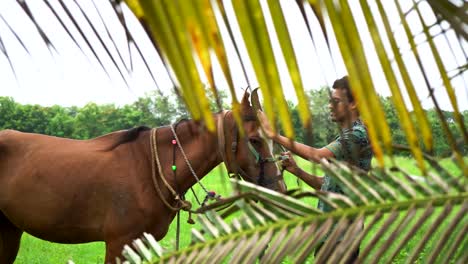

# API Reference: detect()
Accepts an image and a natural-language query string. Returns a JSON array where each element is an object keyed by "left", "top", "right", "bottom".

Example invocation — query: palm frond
[
  {"left": 121, "top": 156, "right": 467, "bottom": 263},
  {"left": 425, "top": 0, "right": 468, "bottom": 41},
  {"left": 367, "top": 0, "right": 432, "bottom": 169},
  {"left": 1, "top": 0, "right": 164, "bottom": 95},
  {"left": 267, "top": 0, "right": 311, "bottom": 129}
]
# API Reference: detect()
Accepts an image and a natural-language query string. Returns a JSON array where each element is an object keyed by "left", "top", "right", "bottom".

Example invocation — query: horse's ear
[
  {"left": 241, "top": 89, "right": 250, "bottom": 107},
  {"left": 251, "top": 88, "right": 262, "bottom": 111}
]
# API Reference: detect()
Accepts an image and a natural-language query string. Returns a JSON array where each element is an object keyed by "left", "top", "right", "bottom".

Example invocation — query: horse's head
[{"left": 218, "top": 89, "right": 287, "bottom": 193}]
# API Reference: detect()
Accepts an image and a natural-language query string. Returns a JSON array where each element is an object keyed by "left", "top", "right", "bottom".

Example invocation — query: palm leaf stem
[{"left": 152, "top": 194, "right": 466, "bottom": 263}]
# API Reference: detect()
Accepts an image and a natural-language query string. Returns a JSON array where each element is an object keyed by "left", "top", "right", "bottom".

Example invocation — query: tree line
[
  {"left": 0, "top": 88, "right": 465, "bottom": 157},
  {"left": 0, "top": 91, "right": 189, "bottom": 140}
]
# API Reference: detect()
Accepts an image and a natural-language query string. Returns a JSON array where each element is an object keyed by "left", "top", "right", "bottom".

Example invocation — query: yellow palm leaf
[
  {"left": 232, "top": 0, "right": 294, "bottom": 138},
  {"left": 267, "top": 0, "right": 311, "bottom": 128}
]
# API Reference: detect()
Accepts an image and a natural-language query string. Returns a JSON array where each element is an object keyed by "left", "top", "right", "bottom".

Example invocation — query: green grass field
[{"left": 13, "top": 156, "right": 465, "bottom": 263}]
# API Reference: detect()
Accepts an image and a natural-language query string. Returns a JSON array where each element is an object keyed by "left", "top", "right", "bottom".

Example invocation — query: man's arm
[
  {"left": 286, "top": 165, "right": 324, "bottom": 190},
  {"left": 272, "top": 134, "right": 334, "bottom": 163},
  {"left": 281, "top": 151, "right": 324, "bottom": 190},
  {"left": 257, "top": 110, "right": 334, "bottom": 163}
]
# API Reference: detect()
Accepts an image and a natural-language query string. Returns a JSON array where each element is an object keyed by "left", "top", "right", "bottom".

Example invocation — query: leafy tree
[
  {"left": 307, "top": 87, "right": 337, "bottom": 147},
  {"left": 45, "top": 105, "right": 75, "bottom": 138},
  {"left": 426, "top": 108, "right": 467, "bottom": 157},
  {"left": 380, "top": 96, "right": 407, "bottom": 147},
  {"left": 287, "top": 100, "right": 303, "bottom": 143},
  {"left": 0, "top": 97, "right": 17, "bottom": 129},
  {"left": 72, "top": 102, "right": 107, "bottom": 139},
  {"left": 11, "top": 104, "right": 54, "bottom": 134},
  {"left": 130, "top": 96, "right": 156, "bottom": 126},
  {"left": 152, "top": 95, "right": 178, "bottom": 125}
]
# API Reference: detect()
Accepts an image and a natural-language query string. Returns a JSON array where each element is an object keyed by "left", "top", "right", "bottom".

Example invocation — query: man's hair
[{"left": 332, "top": 76, "right": 354, "bottom": 103}]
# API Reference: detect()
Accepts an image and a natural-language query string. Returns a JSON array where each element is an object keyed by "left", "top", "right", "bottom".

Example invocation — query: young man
[{"left": 257, "top": 76, "right": 373, "bottom": 262}]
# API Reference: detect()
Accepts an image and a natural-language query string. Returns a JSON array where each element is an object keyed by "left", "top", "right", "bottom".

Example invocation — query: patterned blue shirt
[{"left": 318, "top": 119, "right": 372, "bottom": 212}]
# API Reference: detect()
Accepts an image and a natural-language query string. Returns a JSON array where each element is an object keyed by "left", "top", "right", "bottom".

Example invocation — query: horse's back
[
  {"left": 0, "top": 130, "right": 81, "bottom": 192},
  {"left": 0, "top": 129, "right": 127, "bottom": 153},
  {"left": 0, "top": 129, "right": 124, "bottom": 196},
  {"left": 0, "top": 129, "right": 144, "bottom": 242}
]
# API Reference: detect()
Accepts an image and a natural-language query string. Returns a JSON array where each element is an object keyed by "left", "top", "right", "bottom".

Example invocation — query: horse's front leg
[
  {"left": 104, "top": 236, "right": 135, "bottom": 264},
  {"left": 0, "top": 213, "right": 23, "bottom": 264},
  {"left": 104, "top": 221, "right": 173, "bottom": 263}
]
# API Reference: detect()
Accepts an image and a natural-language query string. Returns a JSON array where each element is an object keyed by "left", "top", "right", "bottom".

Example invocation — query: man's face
[{"left": 328, "top": 88, "right": 354, "bottom": 123}]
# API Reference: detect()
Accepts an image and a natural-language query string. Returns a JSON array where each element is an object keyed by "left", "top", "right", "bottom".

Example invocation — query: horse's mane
[
  {"left": 174, "top": 118, "right": 189, "bottom": 130},
  {"left": 103, "top": 116, "right": 219, "bottom": 151},
  {"left": 105, "top": 126, "right": 151, "bottom": 151}
]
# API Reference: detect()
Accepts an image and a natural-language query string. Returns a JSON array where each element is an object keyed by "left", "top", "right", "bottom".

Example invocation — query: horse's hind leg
[{"left": 0, "top": 212, "right": 23, "bottom": 264}]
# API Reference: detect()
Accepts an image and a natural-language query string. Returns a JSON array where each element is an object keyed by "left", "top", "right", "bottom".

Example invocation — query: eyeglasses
[{"left": 328, "top": 98, "right": 342, "bottom": 105}]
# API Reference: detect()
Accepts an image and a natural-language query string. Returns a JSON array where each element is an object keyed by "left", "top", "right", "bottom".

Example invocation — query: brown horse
[{"left": 0, "top": 91, "right": 286, "bottom": 263}]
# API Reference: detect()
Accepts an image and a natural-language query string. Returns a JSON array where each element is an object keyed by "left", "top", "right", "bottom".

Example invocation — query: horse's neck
[{"left": 160, "top": 121, "right": 222, "bottom": 193}]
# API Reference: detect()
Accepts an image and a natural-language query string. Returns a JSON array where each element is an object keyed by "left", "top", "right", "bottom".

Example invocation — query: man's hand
[
  {"left": 256, "top": 110, "right": 276, "bottom": 139},
  {"left": 280, "top": 151, "right": 299, "bottom": 173}
]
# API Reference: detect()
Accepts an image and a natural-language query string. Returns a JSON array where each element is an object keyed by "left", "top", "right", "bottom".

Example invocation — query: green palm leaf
[{"left": 121, "top": 158, "right": 467, "bottom": 263}]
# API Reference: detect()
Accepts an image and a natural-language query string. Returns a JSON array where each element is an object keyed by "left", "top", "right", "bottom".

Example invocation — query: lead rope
[
  {"left": 150, "top": 128, "right": 194, "bottom": 215},
  {"left": 171, "top": 136, "right": 181, "bottom": 251},
  {"left": 151, "top": 128, "right": 195, "bottom": 251},
  {"left": 169, "top": 124, "right": 218, "bottom": 250},
  {"left": 170, "top": 125, "right": 210, "bottom": 195},
  {"left": 169, "top": 125, "right": 222, "bottom": 207}
]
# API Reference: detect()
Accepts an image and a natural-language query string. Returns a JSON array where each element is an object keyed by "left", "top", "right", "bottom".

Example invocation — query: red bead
[{"left": 172, "top": 139, "right": 177, "bottom": 145}]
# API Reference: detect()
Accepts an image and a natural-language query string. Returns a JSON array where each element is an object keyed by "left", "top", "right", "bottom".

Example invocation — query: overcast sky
[{"left": 0, "top": 0, "right": 467, "bottom": 111}]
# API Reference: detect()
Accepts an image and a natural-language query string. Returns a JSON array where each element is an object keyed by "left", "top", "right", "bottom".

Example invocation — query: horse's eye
[{"left": 249, "top": 138, "right": 262, "bottom": 148}]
